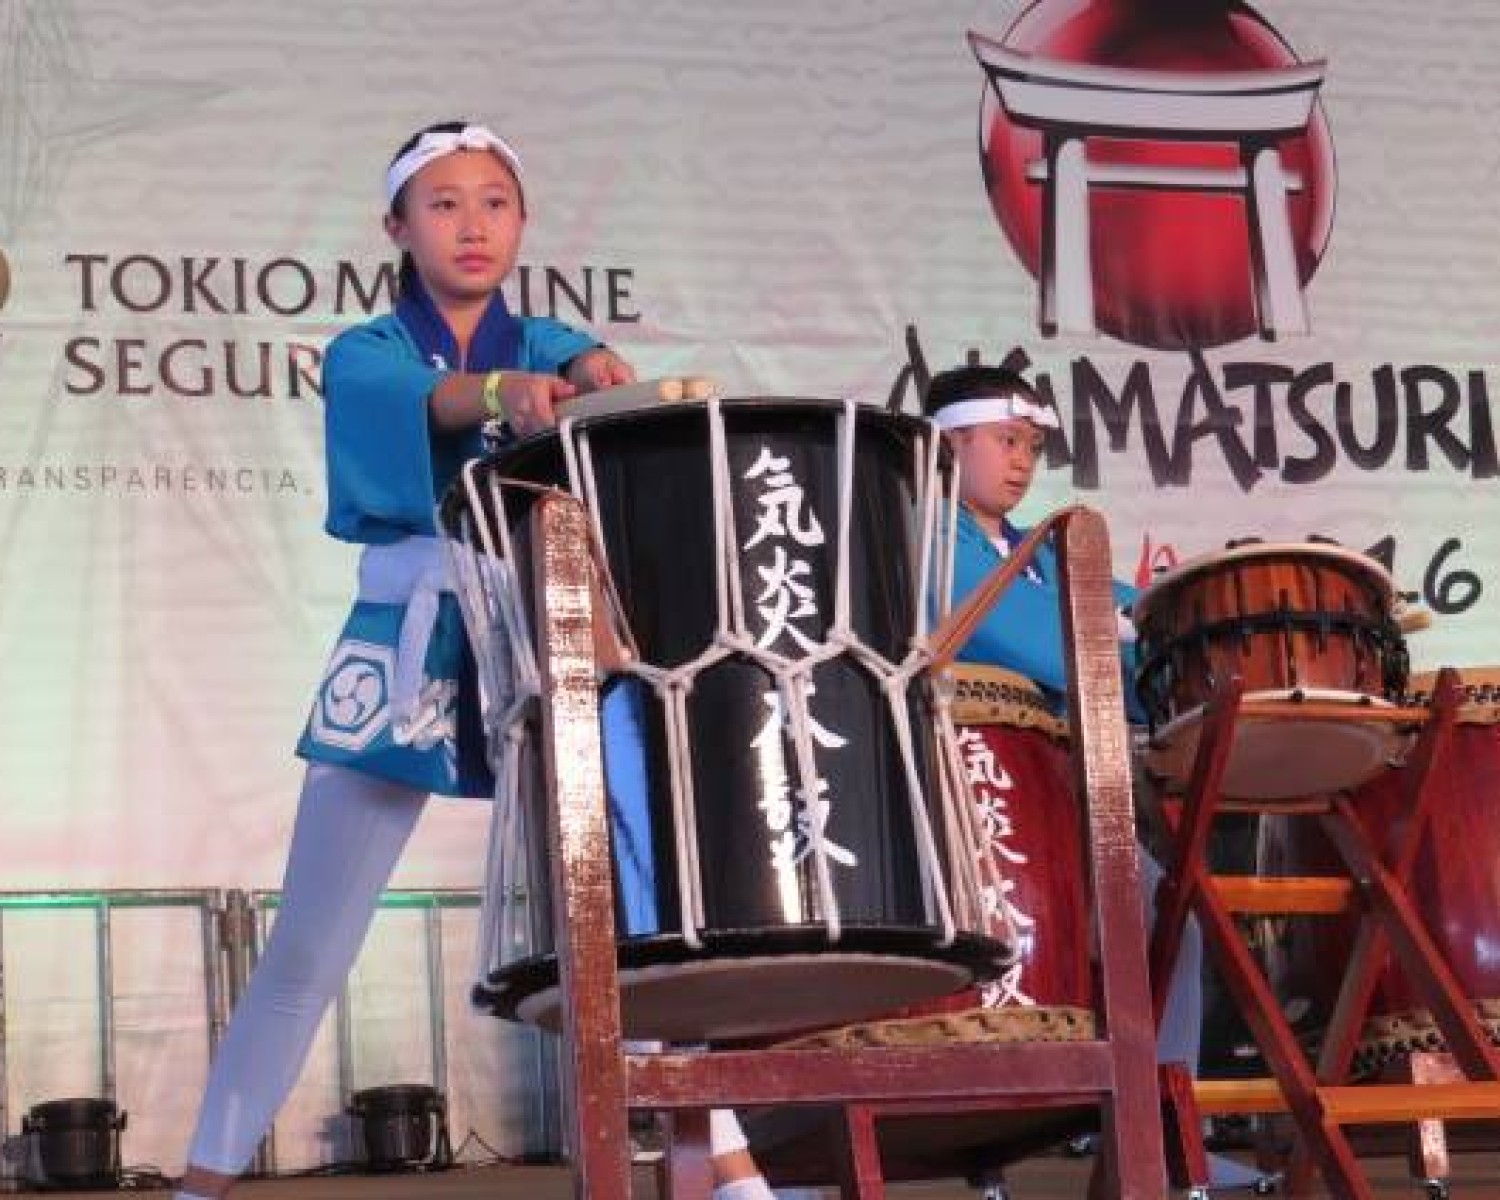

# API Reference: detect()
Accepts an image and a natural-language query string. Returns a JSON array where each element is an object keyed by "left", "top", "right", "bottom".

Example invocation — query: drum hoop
[
  {"left": 436, "top": 469, "right": 572, "bottom": 536},
  {"left": 506, "top": 395, "right": 939, "bottom": 446},
  {"left": 1133, "top": 540, "right": 1397, "bottom": 627},
  {"left": 1407, "top": 665, "right": 1500, "bottom": 690},
  {"left": 1354, "top": 1000, "right": 1500, "bottom": 1077},
  {"left": 1404, "top": 665, "right": 1500, "bottom": 723},
  {"left": 949, "top": 663, "right": 1068, "bottom": 740},
  {"left": 1147, "top": 687, "right": 1398, "bottom": 735},
  {"left": 1136, "top": 609, "right": 1406, "bottom": 701},
  {"left": 779, "top": 1004, "right": 1097, "bottom": 1049}
]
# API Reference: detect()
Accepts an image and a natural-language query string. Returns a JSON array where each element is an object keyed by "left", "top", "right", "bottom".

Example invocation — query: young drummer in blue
[
  {"left": 177, "top": 120, "right": 788, "bottom": 1200},
  {"left": 927, "top": 362, "right": 1266, "bottom": 1193},
  {"left": 930, "top": 364, "right": 1145, "bottom": 723},
  {"left": 173, "top": 121, "right": 638, "bottom": 1200}
]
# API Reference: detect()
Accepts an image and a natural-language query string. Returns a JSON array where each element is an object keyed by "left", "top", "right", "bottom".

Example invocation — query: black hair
[{"left": 923, "top": 363, "right": 1042, "bottom": 416}]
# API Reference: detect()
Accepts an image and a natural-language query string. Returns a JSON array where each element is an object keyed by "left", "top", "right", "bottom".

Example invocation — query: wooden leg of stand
[
  {"left": 1407, "top": 1052, "right": 1458, "bottom": 1189},
  {"left": 532, "top": 496, "right": 632, "bottom": 1200},
  {"left": 1188, "top": 866, "right": 1371, "bottom": 1199},
  {"left": 1056, "top": 510, "right": 1168, "bottom": 1200},
  {"left": 1160, "top": 1062, "right": 1210, "bottom": 1192},
  {"left": 1285, "top": 1141, "right": 1320, "bottom": 1198},
  {"left": 1312, "top": 672, "right": 1464, "bottom": 1091},
  {"left": 835, "top": 1105, "right": 885, "bottom": 1200},
  {"left": 1149, "top": 682, "right": 1244, "bottom": 1027},
  {"left": 663, "top": 1109, "right": 713, "bottom": 1200}
]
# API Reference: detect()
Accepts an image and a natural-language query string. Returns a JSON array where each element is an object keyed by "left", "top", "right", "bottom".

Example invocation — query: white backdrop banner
[
  {"left": 2, "top": 0, "right": 1497, "bottom": 1172},
  {"left": 0, "top": 0, "right": 1495, "bottom": 931}
]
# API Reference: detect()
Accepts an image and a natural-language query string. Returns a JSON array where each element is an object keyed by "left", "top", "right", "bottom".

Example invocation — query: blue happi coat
[
  {"left": 949, "top": 504, "right": 1146, "bottom": 723},
  {"left": 296, "top": 302, "right": 599, "bottom": 796}
]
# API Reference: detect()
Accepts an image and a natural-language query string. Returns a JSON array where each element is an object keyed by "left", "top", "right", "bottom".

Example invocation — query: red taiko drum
[
  {"left": 1259, "top": 666, "right": 1500, "bottom": 1071},
  {"left": 869, "top": 663, "right": 1092, "bottom": 1033}
]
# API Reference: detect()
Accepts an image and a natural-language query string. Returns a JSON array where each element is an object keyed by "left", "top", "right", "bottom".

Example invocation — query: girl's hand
[
  {"left": 499, "top": 371, "right": 578, "bottom": 437},
  {"left": 566, "top": 347, "right": 637, "bottom": 393}
]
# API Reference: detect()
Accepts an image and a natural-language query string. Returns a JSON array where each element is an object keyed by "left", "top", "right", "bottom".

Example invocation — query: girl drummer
[
  {"left": 173, "top": 120, "right": 777, "bottom": 1200},
  {"left": 172, "top": 117, "right": 627, "bottom": 1199}
]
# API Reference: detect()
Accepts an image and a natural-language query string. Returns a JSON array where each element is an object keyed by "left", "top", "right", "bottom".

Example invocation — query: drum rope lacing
[{"left": 442, "top": 476, "right": 546, "bottom": 985}]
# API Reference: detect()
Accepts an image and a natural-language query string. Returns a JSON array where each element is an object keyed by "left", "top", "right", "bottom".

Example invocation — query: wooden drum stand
[
  {"left": 524, "top": 494, "right": 1168, "bottom": 1198},
  {"left": 1145, "top": 678, "right": 1500, "bottom": 1200}
]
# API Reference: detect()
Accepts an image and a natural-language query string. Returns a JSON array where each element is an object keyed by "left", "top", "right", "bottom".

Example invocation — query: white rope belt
[{"left": 357, "top": 535, "right": 454, "bottom": 744}]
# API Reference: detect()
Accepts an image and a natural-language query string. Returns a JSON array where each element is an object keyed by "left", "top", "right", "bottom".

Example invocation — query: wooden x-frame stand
[
  {"left": 524, "top": 494, "right": 1168, "bottom": 1198},
  {"left": 1146, "top": 673, "right": 1500, "bottom": 1199}
]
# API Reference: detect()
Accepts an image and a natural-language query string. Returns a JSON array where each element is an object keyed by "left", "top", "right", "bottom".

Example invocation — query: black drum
[{"left": 442, "top": 395, "right": 1012, "bottom": 1042}]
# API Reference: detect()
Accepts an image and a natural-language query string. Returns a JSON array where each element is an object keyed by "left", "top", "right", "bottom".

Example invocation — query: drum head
[
  {"left": 1133, "top": 540, "right": 1397, "bottom": 630},
  {"left": 478, "top": 928, "right": 1004, "bottom": 1043},
  {"left": 1144, "top": 689, "right": 1407, "bottom": 800}
]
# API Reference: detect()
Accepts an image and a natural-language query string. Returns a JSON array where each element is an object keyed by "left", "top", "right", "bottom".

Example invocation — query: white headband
[
  {"left": 932, "top": 395, "right": 1061, "bottom": 432},
  {"left": 385, "top": 124, "right": 525, "bottom": 206}
]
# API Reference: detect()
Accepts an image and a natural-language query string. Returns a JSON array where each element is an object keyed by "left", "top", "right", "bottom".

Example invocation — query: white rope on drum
[
  {"left": 443, "top": 516, "right": 516, "bottom": 984},
  {"left": 912, "top": 425, "right": 943, "bottom": 645},
  {"left": 442, "top": 463, "right": 549, "bottom": 985}
]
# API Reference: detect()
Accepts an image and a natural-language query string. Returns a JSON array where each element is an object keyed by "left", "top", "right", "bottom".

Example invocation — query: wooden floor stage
[{"left": 28, "top": 1152, "right": 1500, "bottom": 1198}]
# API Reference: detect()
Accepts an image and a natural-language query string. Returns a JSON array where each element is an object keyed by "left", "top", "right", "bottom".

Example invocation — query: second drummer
[
  {"left": 928, "top": 361, "right": 1145, "bottom": 720},
  {"left": 926, "top": 360, "right": 1264, "bottom": 1193}
]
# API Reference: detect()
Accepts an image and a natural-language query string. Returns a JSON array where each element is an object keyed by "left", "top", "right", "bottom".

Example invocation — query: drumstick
[
  {"left": 1398, "top": 606, "right": 1433, "bottom": 633},
  {"left": 559, "top": 376, "right": 715, "bottom": 422}
]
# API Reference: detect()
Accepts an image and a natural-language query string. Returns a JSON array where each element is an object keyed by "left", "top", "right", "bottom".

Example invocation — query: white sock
[
  {"left": 173, "top": 1193, "right": 215, "bottom": 1200},
  {"left": 709, "top": 1109, "right": 777, "bottom": 1199},
  {"left": 712, "top": 1178, "right": 776, "bottom": 1200},
  {"left": 708, "top": 1107, "right": 749, "bottom": 1156}
]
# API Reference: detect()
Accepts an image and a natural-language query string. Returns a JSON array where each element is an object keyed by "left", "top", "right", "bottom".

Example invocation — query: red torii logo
[{"left": 971, "top": 1, "right": 1336, "bottom": 351}]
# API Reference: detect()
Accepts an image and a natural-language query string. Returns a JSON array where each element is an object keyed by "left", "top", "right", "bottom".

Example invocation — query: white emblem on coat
[{"left": 311, "top": 641, "right": 394, "bottom": 751}]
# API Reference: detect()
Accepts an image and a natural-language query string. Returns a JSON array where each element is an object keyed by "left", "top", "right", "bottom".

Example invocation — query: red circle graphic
[{"left": 980, "top": 0, "right": 1336, "bottom": 349}]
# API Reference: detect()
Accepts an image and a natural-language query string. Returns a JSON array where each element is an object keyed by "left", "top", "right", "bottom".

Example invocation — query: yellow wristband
[{"left": 480, "top": 370, "right": 506, "bottom": 419}]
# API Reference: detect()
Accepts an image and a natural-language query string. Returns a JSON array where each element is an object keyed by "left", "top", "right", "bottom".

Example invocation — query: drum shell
[
  {"left": 1135, "top": 546, "right": 1403, "bottom": 729},
  {"left": 457, "top": 400, "right": 1007, "bottom": 1039},
  {"left": 501, "top": 402, "right": 944, "bottom": 931},
  {"left": 895, "top": 667, "right": 1090, "bottom": 1017}
]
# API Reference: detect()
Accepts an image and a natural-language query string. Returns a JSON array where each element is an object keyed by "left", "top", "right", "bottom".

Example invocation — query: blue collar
[
  {"left": 393, "top": 275, "right": 522, "bottom": 373},
  {"left": 958, "top": 506, "right": 1045, "bottom": 583}
]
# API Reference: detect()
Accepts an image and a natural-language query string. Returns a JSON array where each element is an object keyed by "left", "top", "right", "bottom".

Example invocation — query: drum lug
[{"left": 1063, "top": 1132, "right": 1097, "bottom": 1157}]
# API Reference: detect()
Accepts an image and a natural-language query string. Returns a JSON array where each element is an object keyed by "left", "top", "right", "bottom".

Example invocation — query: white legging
[
  {"left": 182, "top": 761, "right": 749, "bottom": 1181},
  {"left": 185, "top": 762, "right": 429, "bottom": 1173}
]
